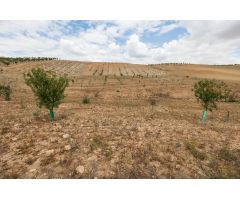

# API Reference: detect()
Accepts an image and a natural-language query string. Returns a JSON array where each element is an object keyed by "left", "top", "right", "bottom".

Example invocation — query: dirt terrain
[{"left": 0, "top": 61, "right": 240, "bottom": 178}]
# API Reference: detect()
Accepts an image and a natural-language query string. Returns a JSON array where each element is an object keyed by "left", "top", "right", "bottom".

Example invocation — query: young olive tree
[
  {"left": 24, "top": 68, "right": 69, "bottom": 121},
  {"left": 194, "top": 79, "right": 228, "bottom": 122}
]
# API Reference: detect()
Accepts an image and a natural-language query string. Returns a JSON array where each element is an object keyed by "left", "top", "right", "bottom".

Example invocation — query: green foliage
[
  {"left": 0, "top": 84, "right": 12, "bottom": 101},
  {"left": 82, "top": 96, "right": 90, "bottom": 104},
  {"left": 223, "top": 89, "right": 239, "bottom": 102},
  {"left": 194, "top": 79, "right": 229, "bottom": 111},
  {"left": 24, "top": 68, "right": 69, "bottom": 120}
]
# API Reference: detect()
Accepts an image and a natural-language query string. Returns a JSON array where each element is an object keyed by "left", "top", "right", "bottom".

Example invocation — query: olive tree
[
  {"left": 194, "top": 79, "right": 228, "bottom": 122},
  {"left": 24, "top": 68, "right": 69, "bottom": 121}
]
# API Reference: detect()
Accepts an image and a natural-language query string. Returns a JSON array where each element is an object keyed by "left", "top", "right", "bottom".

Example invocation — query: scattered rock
[
  {"left": 176, "top": 164, "right": 181, "bottom": 169},
  {"left": 12, "top": 124, "right": 22, "bottom": 133},
  {"left": 76, "top": 165, "right": 85, "bottom": 174},
  {"left": 50, "top": 137, "right": 58, "bottom": 143},
  {"left": 87, "top": 155, "right": 97, "bottom": 161},
  {"left": 39, "top": 141, "right": 48, "bottom": 147},
  {"left": 55, "top": 166, "right": 63, "bottom": 173},
  {"left": 64, "top": 145, "right": 71, "bottom": 151},
  {"left": 45, "top": 149, "right": 55, "bottom": 156},
  {"left": 29, "top": 168, "right": 37, "bottom": 173},
  {"left": 53, "top": 123, "right": 63, "bottom": 132},
  {"left": 63, "top": 134, "right": 70, "bottom": 139}
]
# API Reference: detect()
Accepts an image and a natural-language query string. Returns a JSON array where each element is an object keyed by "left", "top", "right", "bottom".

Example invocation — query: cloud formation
[{"left": 0, "top": 20, "right": 240, "bottom": 64}]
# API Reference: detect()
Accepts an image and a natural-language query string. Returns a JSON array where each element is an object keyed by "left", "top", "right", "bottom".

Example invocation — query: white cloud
[
  {"left": 156, "top": 21, "right": 240, "bottom": 64},
  {"left": 159, "top": 23, "right": 179, "bottom": 34},
  {"left": 1, "top": 20, "right": 240, "bottom": 64},
  {"left": 126, "top": 34, "right": 149, "bottom": 58}
]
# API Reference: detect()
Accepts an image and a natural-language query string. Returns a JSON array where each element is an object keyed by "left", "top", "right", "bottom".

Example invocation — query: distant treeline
[
  {"left": 149, "top": 63, "right": 240, "bottom": 66},
  {"left": 0, "top": 57, "right": 58, "bottom": 65},
  {"left": 148, "top": 63, "right": 191, "bottom": 66}
]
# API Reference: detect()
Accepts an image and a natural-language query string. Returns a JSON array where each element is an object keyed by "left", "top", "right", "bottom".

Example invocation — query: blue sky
[{"left": 0, "top": 20, "right": 240, "bottom": 64}]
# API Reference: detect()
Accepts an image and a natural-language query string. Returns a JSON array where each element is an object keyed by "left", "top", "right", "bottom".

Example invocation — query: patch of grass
[
  {"left": 90, "top": 135, "right": 105, "bottom": 151},
  {"left": 25, "top": 157, "right": 35, "bottom": 165},
  {"left": 122, "top": 101, "right": 139, "bottom": 107},
  {"left": 58, "top": 110, "right": 73, "bottom": 120},
  {"left": 69, "top": 139, "right": 78, "bottom": 150},
  {"left": 185, "top": 142, "right": 207, "bottom": 160},
  {"left": 90, "top": 135, "right": 112, "bottom": 158},
  {"left": 114, "top": 143, "right": 158, "bottom": 178},
  {"left": 206, "top": 159, "right": 227, "bottom": 178},
  {"left": 148, "top": 97, "right": 156, "bottom": 109},
  {"left": 0, "top": 84, "right": 12, "bottom": 101},
  {"left": 204, "top": 147, "right": 240, "bottom": 178},
  {"left": 82, "top": 96, "right": 90, "bottom": 104},
  {"left": 33, "top": 111, "right": 41, "bottom": 119},
  {"left": 156, "top": 92, "right": 170, "bottom": 98},
  {"left": 218, "top": 146, "right": 236, "bottom": 162},
  {"left": 40, "top": 154, "right": 55, "bottom": 166}
]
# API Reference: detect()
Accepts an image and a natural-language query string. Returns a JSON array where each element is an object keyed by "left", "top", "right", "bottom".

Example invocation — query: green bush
[
  {"left": 0, "top": 84, "right": 12, "bottom": 101},
  {"left": 24, "top": 68, "right": 69, "bottom": 121},
  {"left": 82, "top": 96, "right": 90, "bottom": 104},
  {"left": 223, "top": 89, "right": 239, "bottom": 102},
  {"left": 148, "top": 96, "right": 156, "bottom": 110},
  {"left": 194, "top": 79, "right": 229, "bottom": 121}
]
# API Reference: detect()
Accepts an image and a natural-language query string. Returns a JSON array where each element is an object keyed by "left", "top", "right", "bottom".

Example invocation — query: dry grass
[
  {"left": 185, "top": 142, "right": 207, "bottom": 161},
  {"left": 0, "top": 60, "right": 240, "bottom": 178}
]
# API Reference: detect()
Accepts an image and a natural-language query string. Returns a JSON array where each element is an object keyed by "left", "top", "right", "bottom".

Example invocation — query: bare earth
[{"left": 0, "top": 61, "right": 240, "bottom": 178}]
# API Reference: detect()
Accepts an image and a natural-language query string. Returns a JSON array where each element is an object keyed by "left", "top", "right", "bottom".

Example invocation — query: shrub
[
  {"left": 194, "top": 79, "right": 228, "bottom": 122},
  {"left": 218, "top": 147, "right": 236, "bottom": 162},
  {"left": 223, "top": 90, "right": 239, "bottom": 102},
  {"left": 82, "top": 96, "right": 90, "bottom": 104},
  {"left": 0, "top": 84, "right": 12, "bottom": 101},
  {"left": 148, "top": 97, "right": 156, "bottom": 110},
  {"left": 24, "top": 68, "right": 69, "bottom": 121},
  {"left": 185, "top": 142, "right": 206, "bottom": 160}
]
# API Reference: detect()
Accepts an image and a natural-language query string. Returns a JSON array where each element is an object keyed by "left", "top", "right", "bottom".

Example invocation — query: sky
[{"left": 0, "top": 20, "right": 240, "bottom": 64}]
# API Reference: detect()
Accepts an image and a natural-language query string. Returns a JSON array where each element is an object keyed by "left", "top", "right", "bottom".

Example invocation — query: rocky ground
[{"left": 0, "top": 61, "right": 240, "bottom": 178}]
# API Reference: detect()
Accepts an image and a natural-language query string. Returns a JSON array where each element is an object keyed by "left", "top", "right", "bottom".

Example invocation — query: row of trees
[
  {"left": 148, "top": 63, "right": 192, "bottom": 66},
  {"left": 0, "top": 57, "right": 58, "bottom": 65},
  {"left": 1, "top": 67, "right": 238, "bottom": 122}
]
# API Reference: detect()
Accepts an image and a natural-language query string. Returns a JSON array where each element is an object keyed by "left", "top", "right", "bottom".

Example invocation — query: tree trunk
[
  {"left": 202, "top": 110, "right": 207, "bottom": 122},
  {"left": 49, "top": 109, "right": 55, "bottom": 121}
]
